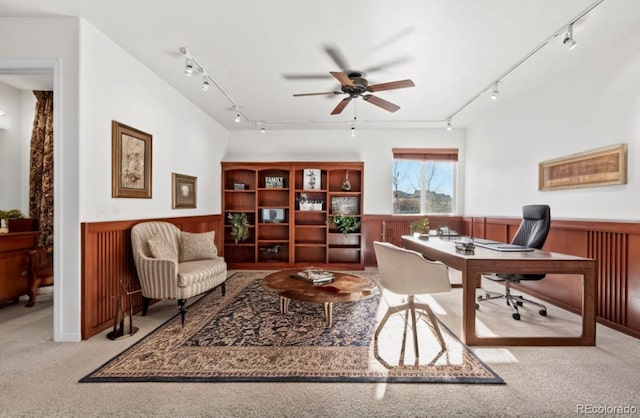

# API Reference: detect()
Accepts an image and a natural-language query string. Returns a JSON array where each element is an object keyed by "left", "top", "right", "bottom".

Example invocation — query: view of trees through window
[{"left": 392, "top": 159, "right": 455, "bottom": 214}]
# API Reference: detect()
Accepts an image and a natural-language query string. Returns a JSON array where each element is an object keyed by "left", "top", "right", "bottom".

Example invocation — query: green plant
[
  {"left": 410, "top": 218, "right": 430, "bottom": 234},
  {"left": 328, "top": 214, "right": 360, "bottom": 236},
  {"left": 0, "top": 209, "right": 25, "bottom": 219},
  {"left": 227, "top": 212, "right": 250, "bottom": 244}
]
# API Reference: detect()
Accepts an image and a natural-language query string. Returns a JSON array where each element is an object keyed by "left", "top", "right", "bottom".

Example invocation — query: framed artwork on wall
[
  {"left": 261, "top": 208, "right": 285, "bottom": 223},
  {"left": 172, "top": 173, "right": 197, "bottom": 209},
  {"left": 111, "top": 121, "right": 152, "bottom": 198}
]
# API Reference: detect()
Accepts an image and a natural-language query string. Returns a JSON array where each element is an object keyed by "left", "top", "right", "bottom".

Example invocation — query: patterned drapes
[{"left": 29, "top": 91, "right": 54, "bottom": 251}]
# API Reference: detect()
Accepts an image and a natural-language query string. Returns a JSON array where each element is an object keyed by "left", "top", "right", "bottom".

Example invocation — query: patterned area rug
[{"left": 81, "top": 272, "right": 504, "bottom": 384}]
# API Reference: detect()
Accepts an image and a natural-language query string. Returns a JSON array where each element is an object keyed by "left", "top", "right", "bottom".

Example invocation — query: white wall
[
  {"left": 79, "top": 21, "right": 228, "bottom": 222},
  {"left": 465, "top": 20, "right": 640, "bottom": 220},
  {"left": 227, "top": 128, "right": 466, "bottom": 214}
]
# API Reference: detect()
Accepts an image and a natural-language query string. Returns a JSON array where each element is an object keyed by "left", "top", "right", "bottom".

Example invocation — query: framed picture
[
  {"left": 265, "top": 176, "right": 284, "bottom": 188},
  {"left": 539, "top": 144, "right": 627, "bottom": 191},
  {"left": 303, "top": 169, "right": 321, "bottom": 190},
  {"left": 261, "top": 208, "right": 285, "bottom": 223},
  {"left": 112, "top": 121, "right": 152, "bottom": 198},
  {"left": 331, "top": 196, "right": 358, "bottom": 215},
  {"left": 172, "top": 173, "right": 197, "bottom": 209}
]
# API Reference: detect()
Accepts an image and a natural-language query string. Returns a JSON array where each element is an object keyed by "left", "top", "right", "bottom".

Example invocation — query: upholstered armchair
[{"left": 131, "top": 221, "right": 227, "bottom": 325}]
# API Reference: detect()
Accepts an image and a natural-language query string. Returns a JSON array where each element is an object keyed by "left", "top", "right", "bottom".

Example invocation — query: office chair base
[{"left": 507, "top": 294, "right": 548, "bottom": 320}]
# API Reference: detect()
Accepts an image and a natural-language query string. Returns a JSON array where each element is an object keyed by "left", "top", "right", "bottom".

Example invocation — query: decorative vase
[{"left": 341, "top": 171, "right": 351, "bottom": 191}]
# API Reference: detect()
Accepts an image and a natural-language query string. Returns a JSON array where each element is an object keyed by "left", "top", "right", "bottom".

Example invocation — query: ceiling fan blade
[
  {"left": 362, "top": 95, "right": 400, "bottom": 113},
  {"left": 284, "top": 73, "right": 333, "bottom": 80},
  {"left": 367, "top": 79, "right": 415, "bottom": 92},
  {"left": 362, "top": 56, "right": 412, "bottom": 73},
  {"left": 330, "top": 71, "right": 354, "bottom": 87},
  {"left": 324, "top": 46, "right": 350, "bottom": 72},
  {"left": 293, "top": 91, "right": 341, "bottom": 97},
  {"left": 331, "top": 97, "right": 352, "bottom": 115}
]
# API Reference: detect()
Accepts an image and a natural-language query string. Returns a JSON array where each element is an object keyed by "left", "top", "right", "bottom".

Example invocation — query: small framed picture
[
  {"left": 233, "top": 183, "right": 245, "bottom": 190},
  {"left": 265, "top": 176, "right": 284, "bottom": 188},
  {"left": 261, "top": 208, "right": 285, "bottom": 223},
  {"left": 303, "top": 169, "right": 321, "bottom": 190},
  {"left": 172, "top": 173, "right": 197, "bottom": 209},
  {"left": 331, "top": 196, "right": 358, "bottom": 215}
]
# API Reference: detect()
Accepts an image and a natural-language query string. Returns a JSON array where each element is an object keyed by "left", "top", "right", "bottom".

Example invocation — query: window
[{"left": 392, "top": 148, "right": 457, "bottom": 214}]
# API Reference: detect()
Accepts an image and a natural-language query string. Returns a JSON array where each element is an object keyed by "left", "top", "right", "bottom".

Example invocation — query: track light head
[
  {"left": 350, "top": 126, "right": 356, "bottom": 137},
  {"left": 201, "top": 77, "right": 210, "bottom": 91},
  {"left": 490, "top": 83, "right": 499, "bottom": 100},
  {"left": 563, "top": 24, "right": 577, "bottom": 50},
  {"left": 184, "top": 57, "right": 194, "bottom": 76},
  {"left": 446, "top": 119, "right": 452, "bottom": 131},
  {"left": 260, "top": 127, "right": 266, "bottom": 134},
  {"left": 235, "top": 113, "right": 241, "bottom": 123}
]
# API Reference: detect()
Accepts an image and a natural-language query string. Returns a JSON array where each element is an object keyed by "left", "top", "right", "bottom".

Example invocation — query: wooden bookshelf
[{"left": 222, "top": 161, "right": 363, "bottom": 269}]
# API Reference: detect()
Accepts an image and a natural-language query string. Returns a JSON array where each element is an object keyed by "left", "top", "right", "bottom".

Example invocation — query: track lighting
[
  {"left": 184, "top": 57, "right": 194, "bottom": 76},
  {"left": 260, "top": 127, "right": 266, "bottom": 134},
  {"left": 490, "top": 83, "right": 499, "bottom": 100},
  {"left": 563, "top": 24, "right": 577, "bottom": 50},
  {"left": 350, "top": 126, "right": 356, "bottom": 137},
  {"left": 235, "top": 113, "right": 241, "bottom": 123},
  {"left": 446, "top": 119, "right": 452, "bottom": 131},
  {"left": 201, "top": 76, "right": 210, "bottom": 91}
]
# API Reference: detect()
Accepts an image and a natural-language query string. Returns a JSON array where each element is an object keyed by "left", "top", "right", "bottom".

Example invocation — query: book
[{"left": 290, "top": 269, "right": 335, "bottom": 284}]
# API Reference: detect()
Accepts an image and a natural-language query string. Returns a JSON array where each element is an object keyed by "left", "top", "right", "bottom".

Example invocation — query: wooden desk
[{"left": 402, "top": 235, "right": 596, "bottom": 346}]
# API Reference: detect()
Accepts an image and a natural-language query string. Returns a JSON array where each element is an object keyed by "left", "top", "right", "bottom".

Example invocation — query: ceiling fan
[{"left": 293, "top": 71, "right": 415, "bottom": 115}]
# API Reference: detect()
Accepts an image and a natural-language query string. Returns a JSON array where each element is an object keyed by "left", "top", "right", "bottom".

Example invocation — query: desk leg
[
  {"left": 582, "top": 269, "right": 596, "bottom": 345},
  {"left": 461, "top": 271, "right": 480, "bottom": 345}
]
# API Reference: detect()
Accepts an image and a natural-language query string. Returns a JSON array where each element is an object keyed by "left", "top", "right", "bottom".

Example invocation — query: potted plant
[
  {"left": 0, "top": 209, "right": 32, "bottom": 233},
  {"left": 328, "top": 214, "right": 360, "bottom": 236},
  {"left": 410, "top": 218, "right": 430, "bottom": 238},
  {"left": 227, "top": 212, "right": 250, "bottom": 244}
]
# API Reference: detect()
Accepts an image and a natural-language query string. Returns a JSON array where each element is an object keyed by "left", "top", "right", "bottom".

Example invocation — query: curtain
[{"left": 29, "top": 91, "right": 54, "bottom": 252}]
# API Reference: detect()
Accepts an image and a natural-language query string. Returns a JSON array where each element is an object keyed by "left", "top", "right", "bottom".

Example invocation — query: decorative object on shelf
[
  {"left": 341, "top": 170, "right": 351, "bottom": 191},
  {"left": 259, "top": 244, "right": 282, "bottom": 260},
  {"left": 265, "top": 176, "right": 284, "bottom": 189},
  {"left": 172, "top": 173, "right": 197, "bottom": 209},
  {"left": 111, "top": 120, "right": 152, "bottom": 199},
  {"left": 262, "top": 208, "right": 285, "bottom": 223},
  {"left": 410, "top": 218, "right": 430, "bottom": 238},
  {"left": 455, "top": 240, "right": 475, "bottom": 255},
  {"left": 331, "top": 196, "right": 358, "bottom": 215},
  {"left": 297, "top": 193, "right": 323, "bottom": 211},
  {"left": 233, "top": 183, "right": 245, "bottom": 190},
  {"left": 227, "top": 213, "right": 250, "bottom": 244},
  {"left": 328, "top": 214, "right": 360, "bottom": 236},
  {"left": 303, "top": 169, "right": 321, "bottom": 190}
]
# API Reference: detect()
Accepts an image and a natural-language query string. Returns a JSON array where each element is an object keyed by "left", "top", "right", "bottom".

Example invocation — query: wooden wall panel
[{"left": 81, "top": 215, "right": 222, "bottom": 339}]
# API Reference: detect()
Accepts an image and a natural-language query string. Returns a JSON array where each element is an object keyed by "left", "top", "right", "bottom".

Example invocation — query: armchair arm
[{"left": 134, "top": 254, "right": 179, "bottom": 299}]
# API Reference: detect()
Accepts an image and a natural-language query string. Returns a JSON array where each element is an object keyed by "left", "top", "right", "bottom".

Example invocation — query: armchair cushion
[
  {"left": 147, "top": 233, "right": 178, "bottom": 265},
  {"left": 179, "top": 231, "right": 217, "bottom": 262}
]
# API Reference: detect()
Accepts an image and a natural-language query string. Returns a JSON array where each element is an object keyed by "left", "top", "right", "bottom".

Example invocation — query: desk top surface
[{"left": 402, "top": 235, "right": 593, "bottom": 262}]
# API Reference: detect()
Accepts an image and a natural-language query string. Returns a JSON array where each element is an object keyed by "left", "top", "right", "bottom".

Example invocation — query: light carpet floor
[{"left": 1, "top": 270, "right": 640, "bottom": 417}]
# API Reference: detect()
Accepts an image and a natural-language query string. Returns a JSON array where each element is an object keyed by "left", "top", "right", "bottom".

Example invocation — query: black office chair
[{"left": 476, "top": 204, "right": 551, "bottom": 320}]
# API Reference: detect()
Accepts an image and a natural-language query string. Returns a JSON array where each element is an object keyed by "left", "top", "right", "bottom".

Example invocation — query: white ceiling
[{"left": 1, "top": 0, "right": 639, "bottom": 130}]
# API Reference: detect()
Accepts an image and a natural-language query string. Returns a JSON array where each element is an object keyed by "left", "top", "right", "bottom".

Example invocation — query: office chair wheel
[
  {"left": 512, "top": 313, "right": 521, "bottom": 320},
  {"left": 539, "top": 309, "right": 547, "bottom": 316},
  {"left": 477, "top": 295, "right": 483, "bottom": 301},
  {"left": 516, "top": 301, "right": 523, "bottom": 306},
  {"left": 475, "top": 303, "right": 479, "bottom": 310}
]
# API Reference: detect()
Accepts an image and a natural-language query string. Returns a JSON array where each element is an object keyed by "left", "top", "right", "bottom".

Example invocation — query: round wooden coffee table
[{"left": 262, "top": 268, "right": 376, "bottom": 327}]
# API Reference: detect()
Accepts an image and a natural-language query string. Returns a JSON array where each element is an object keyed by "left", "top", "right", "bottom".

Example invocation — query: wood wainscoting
[
  {"left": 362, "top": 215, "right": 640, "bottom": 339},
  {"left": 80, "top": 215, "right": 223, "bottom": 340}
]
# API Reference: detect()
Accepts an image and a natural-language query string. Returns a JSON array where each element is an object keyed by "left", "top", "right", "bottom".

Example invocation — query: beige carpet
[
  {"left": 2, "top": 270, "right": 640, "bottom": 417},
  {"left": 80, "top": 272, "right": 503, "bottom": 384}
]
